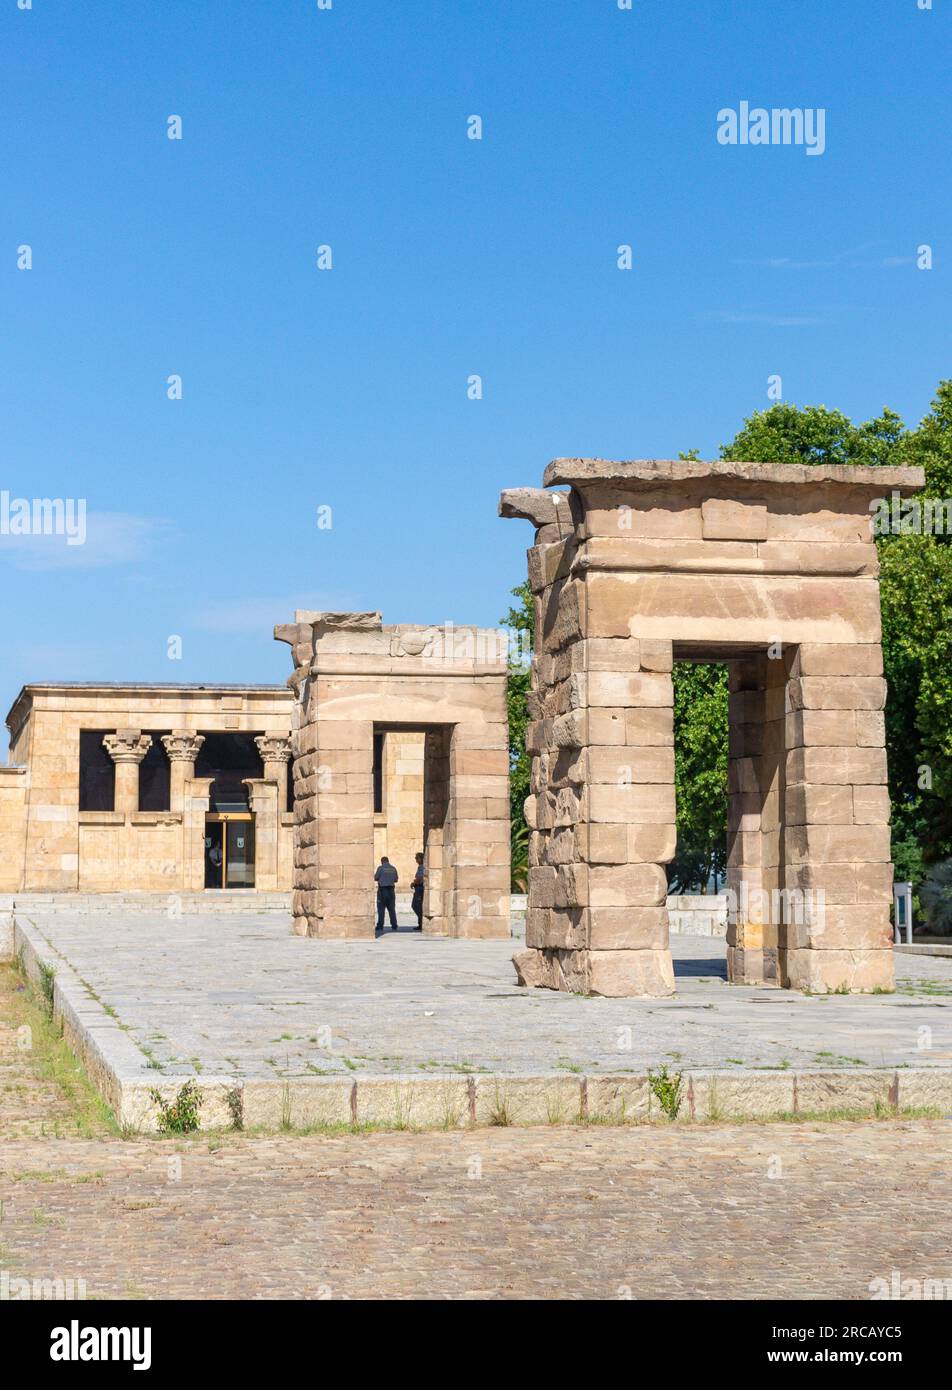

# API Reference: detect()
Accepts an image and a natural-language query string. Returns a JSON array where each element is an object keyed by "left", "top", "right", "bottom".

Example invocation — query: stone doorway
[
  {"left": 673, "top": 642, "right": 802, "bottom": 989},
  {"left": 275, "top": 611, "right": 511, "bottom": 940},
  {"left": 501, "top": 455, "right": 922, "bottom": 997}
]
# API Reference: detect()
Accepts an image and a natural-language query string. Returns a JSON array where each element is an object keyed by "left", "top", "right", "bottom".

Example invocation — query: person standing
[
  {"left": 374, "top": 856, "right": 399, "bottom": 933},
  {"left": 411, "top": 851, "right": 426, "bottom": 931}
]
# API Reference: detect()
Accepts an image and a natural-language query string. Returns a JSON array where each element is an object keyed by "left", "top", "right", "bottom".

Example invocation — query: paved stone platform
[{"left": 8, "top": 906, "right": 952, "bottom": 1132}]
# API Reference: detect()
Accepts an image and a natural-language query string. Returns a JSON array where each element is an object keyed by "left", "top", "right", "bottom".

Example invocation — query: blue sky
[{"left": 1, "top": 0, "right": 948, "bottom": 719}]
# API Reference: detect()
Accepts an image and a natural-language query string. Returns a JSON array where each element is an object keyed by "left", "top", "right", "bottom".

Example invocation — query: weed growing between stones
[
  {"left": 38, "top": 960, "right": 56, "bottom": 1018},
  {"left": 648, "top": 1066, "right": 683, "bottom": 1120},
  {"left": 226, "top": 1085, "right": 244, "bottom": 1131},
  {"left": 150, "top": 1081, "right": 203, "bottom": 1134}
]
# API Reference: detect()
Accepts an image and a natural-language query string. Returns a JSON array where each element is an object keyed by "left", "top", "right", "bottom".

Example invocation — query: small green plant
[
  {"left": 226, "top": 1085, "right": 244, "bottom": 1131},
  {"left": 37, "top": 961, "right": 56, "bottom": 1017},
  {"left": 488, "top": 1083, "right": 511, "bottom": 1126},
  {"left": 648, "top": 1065, "right": 683, "bottom": 1121},
  {"left": 150, "top": 1081, "right": 203, "bottom": 1134}
]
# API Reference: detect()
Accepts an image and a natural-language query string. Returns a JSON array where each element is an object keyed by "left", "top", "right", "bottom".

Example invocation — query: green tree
[
  {"left": 669, "top": 662, "right": 729, "bottom": 891},
  {"left": 501, "top": 582, "right": 534, "bottom": 889},
  {"left": 720, "top": 402, "right": 906, "bottom": 467},
  {"left": 719, "top": 390, "right": 952, "bottom": 894}
]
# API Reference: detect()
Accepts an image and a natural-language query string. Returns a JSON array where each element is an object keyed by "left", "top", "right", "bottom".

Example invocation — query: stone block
[
  {"left": 587, "top": 783, "right": 676, "bottom": 825},
  {"left": 787, "top": 746, "right": 887, "bottom": 785},
  {"left": 852, "top": 784, "right": 891, "bottom": 825},
  {"left": 625, "top": 706, "right": 674, "bottom": 746},
  {"left": 627, "top": 823, "right": 678, "bottom": 863},
  {"left": 780, "top": 947, "right": 895, "bottom": 994},
  {"left": 789, "top": 676, "right": 887, "bottom": 711},
  {"left": 587, "top": 948, "right": 675, "bottom": 998},
  {"left": 587, "top": 745, "right": 675, "bottom": 785},
  {"left": 796, "top": 644, "right": 884, "bottom": 677},
  {"left": 586, "top": 671, "right": 673, "bottom": 708},
  {"left": 580, "top": 637, "right": 641, "bottom": 671},
  {"left": 788, "top": 902, "right": 892, "bottom": 950},
  {"left": 587, "top": 823, "right": 628, "bottom": 864},
  {"left": 701, "top": 497, "right": 768, "bottom": 541},
  {"left": 785, "top": 823, "right": 892, "bottom": 865},
  {"left": 784, "top": 783, "right": 853, "bottom": 826},
  {"left": 587, "top": 905, "right": 668, "bottom": 949},
  {"left": 588, "top": 863, "right": 668, "bottom": 908}
]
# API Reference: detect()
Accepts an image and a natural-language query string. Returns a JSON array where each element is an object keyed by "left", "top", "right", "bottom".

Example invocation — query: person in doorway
[
  {"left": 374, "top": 856, "right": 399, "bottom": 933},
  {"left": 411, "top": 852, "right": 426, "bottom": 931}
]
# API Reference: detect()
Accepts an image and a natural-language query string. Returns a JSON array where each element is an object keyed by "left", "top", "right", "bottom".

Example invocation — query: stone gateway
[{"left": 501, "top": 457, "right": 924, "bottom": 998}]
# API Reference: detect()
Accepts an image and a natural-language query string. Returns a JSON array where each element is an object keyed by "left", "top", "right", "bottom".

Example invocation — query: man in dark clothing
[
  {"left": 374, "top": 856, "right": 399, "bottom": 932},
  {"left": 411, "top": 852, "right": 425, "bottom": 931}
]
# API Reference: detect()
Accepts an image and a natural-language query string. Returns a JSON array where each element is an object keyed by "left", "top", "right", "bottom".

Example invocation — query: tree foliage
[
  {"left": 719, "top": 387, "right": 952, "bottom": 906},
  {"left": 503, "top": 384, "right": 952, "bottom": 914},
  {"left": 669, "top": 663, "right": 728, "bottom": 892},
  {"left": 501, "top": 582, "right": 534, "bottom": 888}
]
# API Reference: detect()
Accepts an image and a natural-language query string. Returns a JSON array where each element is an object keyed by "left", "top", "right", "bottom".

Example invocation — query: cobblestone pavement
[
  {"left": 2, "top": 1122, "right": 951, "bottom": 1299},
  {"left": 19, "top": 910, "right": 952, "bottom": 1079},
  {"left": 3, "top": 959, "right": 951, "bottom": 1300}
]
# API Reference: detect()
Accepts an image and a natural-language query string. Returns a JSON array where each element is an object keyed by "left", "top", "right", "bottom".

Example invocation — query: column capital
[
  {"left": 161, "top": 730, "right": 206, "bottom": 763},
  {"left": 102, "top": 730, "right": 152, "bottom": 764},
  {"left": 255, "top": 733, "right": 292, "bottom": 764}
]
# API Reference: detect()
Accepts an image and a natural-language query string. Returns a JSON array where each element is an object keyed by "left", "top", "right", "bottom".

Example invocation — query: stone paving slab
[{"left": 11, "top": 908, "right": 952, "bottom": 1131}]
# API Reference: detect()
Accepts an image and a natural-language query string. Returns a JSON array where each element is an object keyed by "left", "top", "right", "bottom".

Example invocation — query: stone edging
[{"left": 11, "top": 916, "right": 952, "bottom": 1133}]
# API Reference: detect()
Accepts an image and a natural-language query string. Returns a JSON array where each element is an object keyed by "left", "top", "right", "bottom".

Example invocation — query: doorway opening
[
  {"left": 195, "top": 733, "right": 264, "bottom": 890},
  {"left": 204, "top": 813, "right": 256, "bottom": 889},
  {"left": 371, "top": 723, "right": 451, "bottom": 933},
  {"left": 671, "top": 642, "right": 793, "bottom": 987},
  {"left": 669, "top": 656, "right": 729, "bottom": 981}
]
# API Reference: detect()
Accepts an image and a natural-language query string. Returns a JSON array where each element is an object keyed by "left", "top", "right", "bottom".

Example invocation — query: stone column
[
  {"left": 445, "top": 723, "right": 510, "bottom": 938},
  {"left": 781, "top": 643, "right": 893, "bottom": 993},
  {"left": 102, "top": 731, "right": 152, "bottom": 815},
  {"left": 514, "top": 546, "right": 676, "bottom": 997},
  {"left": 244, "top": 779, "right": 278, "bottom": 889},
  {"left": 725, "top": 652, "right": 786, "bottom": 986},
  {"left": 160, "top": 731, "right": 206, "bottom": 813},
  {"left": 254, "top": 734, "right": 292, "bottom": 807},
  {"left": 423, "top": 727, "right": 450, "bottom": 933}
]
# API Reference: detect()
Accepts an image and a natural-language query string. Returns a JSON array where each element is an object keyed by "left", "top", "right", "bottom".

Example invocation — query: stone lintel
[{"left": 542, "top": 457, "right": 925, "bottom": 493}]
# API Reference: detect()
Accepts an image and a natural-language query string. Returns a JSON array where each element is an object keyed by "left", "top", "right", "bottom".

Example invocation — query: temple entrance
[
  {"left": 372, "top": 723, "right": 449, "bottom": 934},
  {"left": 274, "top": 611, "right": 511, "bottom": 940},
  {"left": 204, "top": 813, "right": 256, "bottom": 889},
  {"left": 672, "top": 643, "right": 794, "bottom": 988}
]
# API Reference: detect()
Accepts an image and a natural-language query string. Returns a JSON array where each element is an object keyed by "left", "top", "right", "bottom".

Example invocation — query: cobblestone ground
[
  {"left": 3, "top": 962, "right": 952, "bottom": 1299},
  {"left": 3, "top": 1122, "right": 951, "bottom": 1299}
]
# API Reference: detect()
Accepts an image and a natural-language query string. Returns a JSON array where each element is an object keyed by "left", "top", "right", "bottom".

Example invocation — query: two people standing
[{"left": 374, "top": 851, "right": 426, "bottom": 933}]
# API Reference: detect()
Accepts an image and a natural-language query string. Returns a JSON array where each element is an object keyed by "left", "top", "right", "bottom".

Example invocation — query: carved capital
[
  {"left": 161, "top": 730, "right": 206, "bottom": 764},
  {"left": 255, "top": 733, "right": 292, "bottom": 764},
  {"left": 102, "top": 730, "right": 152, "bottom": 764}
]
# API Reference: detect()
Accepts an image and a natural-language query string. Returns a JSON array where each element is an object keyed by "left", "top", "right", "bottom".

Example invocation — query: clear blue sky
[{"left": 1, "top": 0, "right": 949, "bottom": 717}]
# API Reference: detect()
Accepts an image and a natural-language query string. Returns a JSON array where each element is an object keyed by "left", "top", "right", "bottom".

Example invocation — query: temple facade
[{"left": 0, "top": 681, "right": 428, "bottom": 899}]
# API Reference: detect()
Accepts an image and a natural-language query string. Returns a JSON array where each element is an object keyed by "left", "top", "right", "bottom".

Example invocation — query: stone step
[{"left": 3, "top": 891, "right": 292, "bottom": 915}]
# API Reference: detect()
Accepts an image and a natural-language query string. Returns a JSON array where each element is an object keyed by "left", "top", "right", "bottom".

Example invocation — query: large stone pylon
[{"left": 500, "top": 457, "right": 924, "bottom": 997}]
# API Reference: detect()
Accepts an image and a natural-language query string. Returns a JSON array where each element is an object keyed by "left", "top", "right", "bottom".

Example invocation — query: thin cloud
[
  {"left": 0, "top": 511, "right": 171, "bottom": 570},
  {"left": 734, "top": 242, "right": 916, "bottom": 271},
  {"left": 192, "top": 592, "right": 361, "bottom": 635},
  {"left": 713, "top": 311, "right": 826, "bottom": 327}
]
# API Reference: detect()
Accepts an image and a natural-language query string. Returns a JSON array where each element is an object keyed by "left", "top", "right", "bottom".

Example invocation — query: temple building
[{"left": 0, "top": 681, "right": 429, "bottom": 897}]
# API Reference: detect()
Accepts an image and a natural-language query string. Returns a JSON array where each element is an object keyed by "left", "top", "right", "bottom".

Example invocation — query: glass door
[
  {"left": 204, "top": 820, "right": 224, "bottom": 889},
  {"left": 204, "top": 814, "right": 255, "bottom": 889},
  {"left": 225, "top": 817, "right": 255, "bottom": 888}
]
